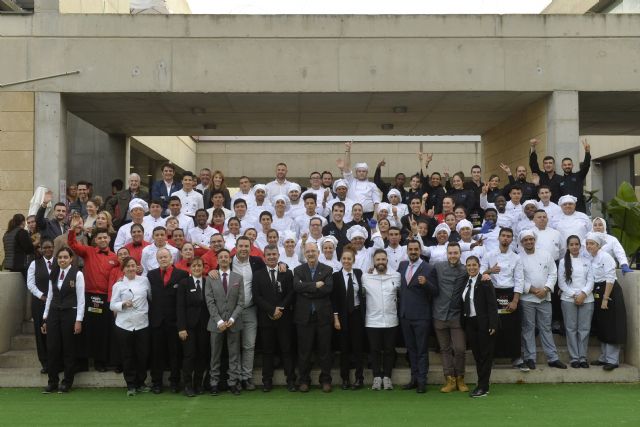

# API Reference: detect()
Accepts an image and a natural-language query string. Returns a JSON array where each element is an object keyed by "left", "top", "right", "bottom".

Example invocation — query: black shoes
[
  {"left": 170, "top": 383, "right": 180, "bottom": 393},
  {"left": 570, "top": 361, "right": 581, "bottom": 369},
  {"left": 151, "top": 385, "right": 163, "bottom": 394},
  {"left": 470, "top": 387, "right": 489, "bottom": 398},
  {"left": 262, "top": 382, "right": 273, "bottom": 393},
  {"left": 287, "top": 382, "right": 297, "bottom": 392},
  {"left": 341, "top": 380, "right": 351, "bottom": 390},
  {"left": 58, "top": 384, "right": 70, "bottom": 393},
  {"left": 184, "top": 386, "right": 196, "bottom": 397},
  {"left": 241, "top": 379, "right": 256, "bottom": 391},
  {"left": 548, "top": 360, "right": 567, "bottom": 369},
  {"left": 210, "top": 385, "right": 219, "bottom": 396},
  {"left": 579, "top": 361, "right": 590, "bottom": 369},
  {"left": 42, "top": 384, "right": 58, "bottom": 394},
  {"left": 351, "top": 379, "right": 364, "bottom": 390},
  {"left": 402, "top": 380, "right": 417, "bottom": 390},
  {"left": 525, "top": 359, "right": 537, "bottom": 370},
  {"left": 603, "top": 364, "right": 619, "bottom": 371},
  {"left": 230, "top": 384, "right": 241, "bottom": 395},
  {"left": 591, "top": 360, "right": 606, "bottom": 366},
  {"left": 416, "top": 384, "right": 427, "bottom": 394}
]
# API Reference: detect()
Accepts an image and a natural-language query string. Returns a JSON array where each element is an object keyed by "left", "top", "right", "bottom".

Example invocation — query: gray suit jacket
[{"left": 205, "top": 271, "right": 245, "bottom": 333}]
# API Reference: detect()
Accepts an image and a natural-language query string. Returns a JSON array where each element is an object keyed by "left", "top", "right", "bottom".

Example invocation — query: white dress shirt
[
  {"left": 327, "top": 196, "right": 355, "bottom": 223},
  {"left": 26, "top": 257, "right": 54, "bottom": 299},
  {"left": 481, "top": 248, "right": 524, "bottom": 292},
  {"left": 266, "top": 179, "right": 294, "bottom": 202},
  {"left": 519, "top": 249, "right": 557, "bottom": 303},
  {"left": 589, "top": 250, "right": 617, "bottom": 283},
  {"left": 385, "top": 244, "right": 408, "bottom": 272},
  {"left": 142, "top": 214, "right": 167, "bottom": 232},
  {"left": 168, "top": 213, "right": 195, "bottom": 241},
  {"left": 110, "top": 275, "right": 151, "bottom": 331},
  {"left": 173, "top": 189, "right": 204, "bottom": 217},
  {"left": 189, "top": 225, "right": 219, "bottom": 247},
  {"left": 206, "top": 206, "right": 234, "bottom": 223},
  {"left": 341, "top": 268, "right": 361, "bottom": 309},
  {"left": 114, "top": 221, "right": 152, "bottom": 252},
  {"left": 558, "top": 255, "right": 594, "bottom": 303},
  {"left": 537, "top": 200, "right": 562, "bottom": 224},
  {"left": 279, "top": 252, "right": 301, "bottom": 270},
  {"left": 462, "top": 275, "right": 478, "bottom": 317},
  {"left": 601, "top": 234, "right": 628, "bottom": 267},
  {"left": 43, "top": 266, "right": 85, "bottom": 321},
  {"left": 552, "top": 212, "right": 591, "bottom": 242},
  {"left": 295, "top": 212, "right": 328, "bottom": 234},
  {"left": 140, "top": 243, "right": 179, "bottom": 275},
  {"left": 342, "top": 171, "right": 381, "bottom": 213},
  {"left": 534, "top": 226, "right": 564, "bottom": 261},
  {"left": 232, "top": 256, "right": 253, "bottom": 307},
  {"left": 362, "top": 270, "right": 401, "bottom": 328}
]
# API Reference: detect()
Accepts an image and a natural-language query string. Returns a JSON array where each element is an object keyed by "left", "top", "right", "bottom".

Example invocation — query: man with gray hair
[
  {"left": 107, "top": 173, "right": 149, "bottom": 229},
  {"left": 518, "top": 230, "right": 567, "bottom": 370}
]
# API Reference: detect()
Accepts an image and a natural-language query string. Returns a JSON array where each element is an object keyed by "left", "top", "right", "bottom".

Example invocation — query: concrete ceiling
[
  {"left": 580, "top": 92, "right": 640, "bottom": 135},
  {"left": 63, "top": 91, "right": 549, "bottom": 136}
]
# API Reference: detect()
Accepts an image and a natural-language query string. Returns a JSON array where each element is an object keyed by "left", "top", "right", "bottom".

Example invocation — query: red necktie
[
  {"left": 222, "top": 273, "right": 228, "bottom": 294},
  {"left": 59, "top": 270, "right": 65, "bottom": 281}
]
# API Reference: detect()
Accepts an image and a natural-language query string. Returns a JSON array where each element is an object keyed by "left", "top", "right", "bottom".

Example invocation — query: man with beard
[
  {"left": 529, "top": 138, "right": 562, "bottom": 203},
  {"left": 559, "top": 138, "right": 591, "bottom": 213},
  {"left": 500, "top": 164, "right": 537, "bottom": 202}
]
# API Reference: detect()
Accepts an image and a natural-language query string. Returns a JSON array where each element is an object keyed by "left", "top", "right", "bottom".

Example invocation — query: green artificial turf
[{"left": 1, "top": 384, "right": 639, "bottom": 426}]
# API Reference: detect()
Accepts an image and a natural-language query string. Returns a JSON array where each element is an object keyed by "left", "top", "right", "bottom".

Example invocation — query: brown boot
[
  {"left": 440, "top": 376, "right": 457, "bottom": 393},
  {"left": 456, "top": 376, "right": 469, "bottom": 392}
]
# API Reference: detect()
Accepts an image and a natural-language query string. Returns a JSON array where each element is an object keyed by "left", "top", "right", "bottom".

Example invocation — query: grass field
[{"left": 1, "top": 384, "right": 639, "bottom": 426}]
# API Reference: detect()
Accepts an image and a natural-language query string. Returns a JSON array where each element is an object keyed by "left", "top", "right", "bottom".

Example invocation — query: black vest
[
  {"left": 35, "top": 258, "right": 54, "bottom": 295},
  {"left": 51, "top": 266, "right": 80, "bottom": 311}
]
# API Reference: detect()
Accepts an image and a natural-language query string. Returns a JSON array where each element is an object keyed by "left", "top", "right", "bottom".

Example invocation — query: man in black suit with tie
[
  {"left": 253, "top": 245, "right": 296, "bottom": 392},
  {"left": 331, "top": 246, "right": 365, "bottom": 390},
  {"left": 293, "top": 242, "right": 334, "bottom": 393},
  {"left": 462, "top": 256, "right": 498, "bottom": 398},
  {"left": 398, "top": 240, "right": 438, "bottom": 393},
  {"left": 35, "top": 191, "right": 68, "bottom": 242},
  {"left": 177, "top": 257, "right": 210, "bottom": 397},
  {"left": 148, "top": 248, "right": 189, "bottom": 394}
]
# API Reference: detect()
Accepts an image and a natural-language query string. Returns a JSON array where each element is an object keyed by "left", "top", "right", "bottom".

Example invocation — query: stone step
[
  {"left": 11, "top": 334, "right": 36, "bottom": 351},
  {"left": 0, "top": 364, "right": 637, "bottom": 388},
  {"left": 22, "top": 321, "right": 35, "bottom": 335}
]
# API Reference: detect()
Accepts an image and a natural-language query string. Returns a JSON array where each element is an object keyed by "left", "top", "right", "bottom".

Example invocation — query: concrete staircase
[{"left": 1, "top": 321, "right": 637, "bottom": 388}]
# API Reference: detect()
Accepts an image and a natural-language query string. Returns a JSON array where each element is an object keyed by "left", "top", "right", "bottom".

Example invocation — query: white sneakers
[
  {"left": 382, "top": 377, "right": 393, "bottom": 390},
  {"left": 371, "top": 377, "right": 382, "bottom": 390}
]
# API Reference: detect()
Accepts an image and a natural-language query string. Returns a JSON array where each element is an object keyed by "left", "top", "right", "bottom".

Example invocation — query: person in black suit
[
  {"left": 293, "top": 243, "right": 334, "bottom": 393},
  {"left": 177, "top": 257, "right": 210, "bottom": 397},
  {"left": 331, "top": 245, "right": 365, "bottom": 390},
  {"left": 36, "top": 191, "right": 68, "bottom": 242},
  {"left": 461, "top": 256, "right": 498, "bottom": 398},
  {"left": 150, "top": 163, "right": 183, "bottom": 215},
  {"left": 398, "top": 240, "right": 438, "bottom": 394},
  {"left": 147, "top": 248, "right": 189, "bottom": 394},
  {"left": 253, "top": 245, "right": 296, "bottom": 392}
]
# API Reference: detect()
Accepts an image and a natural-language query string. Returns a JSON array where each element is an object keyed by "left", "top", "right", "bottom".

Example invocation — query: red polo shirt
[
  {"left": 124, "top": 240, "right": 150, "bottom": 264},
  {"left": 68, "top": 230, "right": 118, "bottom": 294}
]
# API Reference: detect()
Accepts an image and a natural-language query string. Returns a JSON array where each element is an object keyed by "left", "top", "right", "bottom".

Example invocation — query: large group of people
[{"left": 2, "top": 138, "right": 633, "bottom": 399}]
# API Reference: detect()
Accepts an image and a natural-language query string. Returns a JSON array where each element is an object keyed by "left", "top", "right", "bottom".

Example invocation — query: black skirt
[{"left": 593, "top": 281, "right": 627, "bottom": 345}]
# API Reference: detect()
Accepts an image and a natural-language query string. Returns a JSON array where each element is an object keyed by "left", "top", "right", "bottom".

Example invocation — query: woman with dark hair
[
  {"left": 2, "top": 213, "right": 35, "bottom": 279},
  {"left": 42, "top": 246, "right": 85, "bottom": 393},
  {"left": 446, "top": 172, "right": 476, "bottom": 215},
  {"left": 110, "top": 256, "right": 151, "bottom": 396},
  {"left": 204, "top": 170, "right": 231, "bottom": 210},
  {"left": 558, "top": 235, "right": 594, "bottom": 368},
  {"left": 461, "top": 255, "right": 498, "bottom": 398},
  {"left": 486, "top": 175, "right": 502, "bottom": 203}
]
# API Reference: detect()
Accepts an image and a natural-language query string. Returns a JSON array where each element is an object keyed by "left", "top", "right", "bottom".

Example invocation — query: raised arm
[
  {"left": 529, "top": 138, "right": 542, "bottom": 175},
  {"left": 578, "top": 138, "right": 591, "bottom": 179}
]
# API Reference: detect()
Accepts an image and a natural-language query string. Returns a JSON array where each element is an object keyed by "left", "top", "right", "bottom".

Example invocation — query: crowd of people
[{"left": 1, "top": 138, "right": 633, "bottom": 399}]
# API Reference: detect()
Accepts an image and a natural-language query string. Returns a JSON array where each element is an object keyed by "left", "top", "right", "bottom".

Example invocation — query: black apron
[
  {"left": 493, "top": 287, "right": 521, "bottom": 359},
  {"left": 593, "top": 281, "right": 627, "bottom": 345}
]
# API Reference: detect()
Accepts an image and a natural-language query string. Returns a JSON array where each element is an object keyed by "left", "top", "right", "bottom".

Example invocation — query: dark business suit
[
  {"left": 293, "top": 262, "right": 334, "bottom": 386},
  {"left": 461, "top": 277, "right": 499, "bottom": 391},
  {"left": 148, "top": 266, "right": 189, "bottom": 388},
  {"left": 176, "top": 276, "right": 210, "bottom": 391},
  {"left": 398, "top": 260, "right": 438, "bottom": 387},
  {"left": 35, "top": 206, "right": 68, "bottom": 242},
  {"left": 253, "top": 266, "right": 296, "bottom": 386},
  {"left": 331, "top": 268, "right": 365, "bottom": 383},
  {"left": 150, "top": 180, "right": 182, "bottom": 213}
]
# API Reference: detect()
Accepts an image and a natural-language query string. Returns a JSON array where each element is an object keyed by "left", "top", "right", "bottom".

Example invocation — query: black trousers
[
  {"left": 297, "top": 314, "right": 332, "bottom": 385},
  {"left": 181, "top": 320, "right": 210, "bottom": 389},
  {"left": 46, "top": 308, "right": 77, "bottom": 387},
  {"left": 337, "top": 308, "right": 365, "bottom": 382},
  {"left": 367, "top": 326, "right": 396, "bottom": 378},
  {"left": 400, "top": 318, "right": 430, "bottom": 385},
  {"left": 465, "top": 317, "right": 495, "bottom": 391},
  {"left": 261, "top": 319, "right": 295, "bottom": 384},
  {"left": 151, "top": 321, "right": 181, "bottom": 387},
  {"left": 84, "top": 293, "right": 110, "bottom": 366},
  {"left": 31, "top": 297, "right": 48, "bottom": 370},
  {"left": 116, "top": 326, "right": 149, "bottom": 389}
]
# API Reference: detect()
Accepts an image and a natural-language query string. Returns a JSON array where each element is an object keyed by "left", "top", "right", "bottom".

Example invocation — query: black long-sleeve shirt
[{"left": 560, "top": 151, "right": 591, "bottom": 213}]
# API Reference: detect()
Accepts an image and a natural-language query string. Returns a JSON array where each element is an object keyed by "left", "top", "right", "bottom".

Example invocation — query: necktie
[
  {"left": 195, "top": 279, "right": 201, "bottom": 290},
  {"left": 59, "top": 270, "right": 65, "bottom": 281},
  {"left": 270, "top": 269, "right": 279, "bottom": 291},
  {"left": 47, "top": 260, "right": 52, "bottom": 270},
  {"left": 222, "top": 273, "right": 228, "bottom": 294},
  {"left": 347, "top": 272, "right": 355, "bottom": 313},
  {"left": 464, "top": 279, "right": 472, "bottom": 316},
  {"left": 406, "top": 263, "right": 414, "bottom": 283}
]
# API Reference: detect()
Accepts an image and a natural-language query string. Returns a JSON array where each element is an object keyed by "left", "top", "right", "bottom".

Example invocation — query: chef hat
[
  {"left": 129, "top": 198, "right": 149, "bottom": 213},
  {"left": 333, "top": 179, "right": 348, "bottom": 193},
  {"left": 347, "top": 225, "right": 368, "bottom": 241},
  {"left": 558, "top": 195, "right": 578, "bottom": 205},
  {"left": 432, "top": 222, "right": 451, "bottom": 238},
  {"left": 287, "top": 183, "right": 302, "bottom": 194},
  {"left": 592, "top": 217, "right": 608, "bottom": 233},
  {"left": 354, "top": 162, "right": 369, "bottom": 171},
  {"left": 585, "top": 232, "right": 605, "bottom": 247},
  {"left": 387, "top": 188, "right": 402, "bottom": 199},
  {"left": 319, "top": 235, "right": 338, "bottom": 248},
  {"left": 282, "top": 230, "right": 298, "bottom": 242},
  {"left": 272, "top": 194, "right": 290, "bottom": 210},
  {"left": 519, "top": 229, "right": 537, "bottom": 242},
  {"left": 522, "top": 199, "right": 538, "bottom": 209},
  {"left": 456, "top": 219, "right": 473, "bottom": 233},
  {"left": 376, "top": 202, "right": 392, "bottom": 213},
  {"left": 253, "top": 184, "right": 267, "bottom": 193}
]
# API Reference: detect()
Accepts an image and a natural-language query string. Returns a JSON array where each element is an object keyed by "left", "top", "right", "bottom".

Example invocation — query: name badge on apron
[{"left": 88, "top": 294, "right": 105, "bottom": 314}]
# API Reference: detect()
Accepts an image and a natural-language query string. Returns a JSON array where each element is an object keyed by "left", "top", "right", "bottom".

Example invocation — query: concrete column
[
  {"left": 34, "top": 0, "right": 60, "bottom": 13},
  {"left": 34, "top": 92, "right": 67, "bottom": 202},
  {"left": 546, "top": 90, "right": 580, "bottom": 166}
]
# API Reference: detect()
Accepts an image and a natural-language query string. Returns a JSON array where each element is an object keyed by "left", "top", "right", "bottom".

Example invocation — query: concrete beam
[
  {"left": 1, "top": 14, "right": 640, "bottom": 93},
  {"left": 34, "top": 92, "right": 66, "bottom": 201}
]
